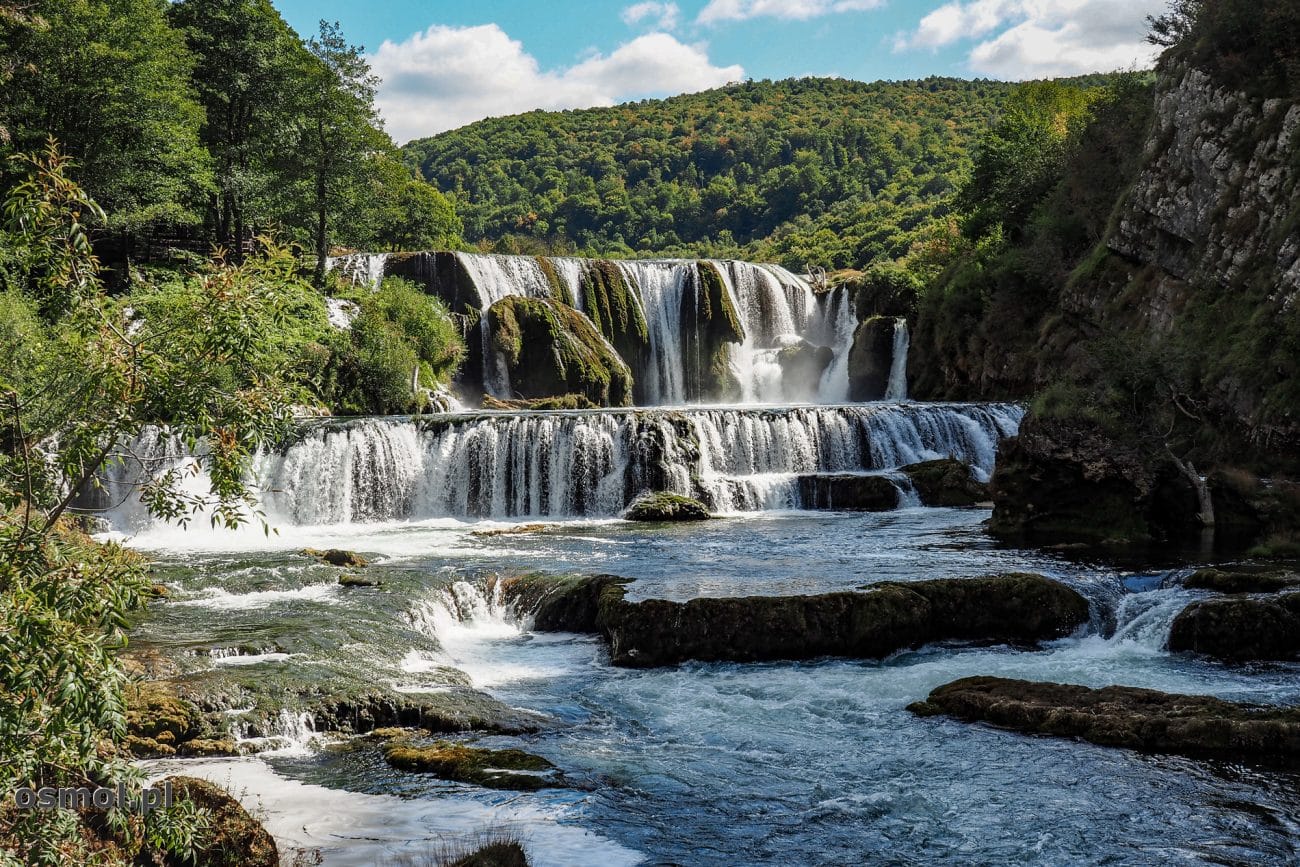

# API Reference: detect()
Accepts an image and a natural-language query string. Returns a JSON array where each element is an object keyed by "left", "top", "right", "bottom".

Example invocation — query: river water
[{"left": 132, "top": 505, "right": 1300, "bottom": 866}]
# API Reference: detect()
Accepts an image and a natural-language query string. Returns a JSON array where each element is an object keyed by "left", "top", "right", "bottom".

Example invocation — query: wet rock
[
  {"left": 507, "top": 572, "right": 1088, "bottom": 668},
  {"left": 445, "top": 841, "right": 530, "bottom": 867},
  {"left": 988, "top": 415, "right": 1201, "bottom": 545},
  {"left": 1167, "top": 593, "right": 1300, "bottom": 661},
  {"left": 847, "top": 316, "right": 896, "bottom": 401},
  {"left": 338, "top": 573, "right": 382, "bottom": 588},
  {"left": 488, "top": 295, "right": 633, "bottom": 407},
  {"left": 383, "top": 740, "right": 559, "bottom": 791},
  {"left": 471, "top": 523, "right": 550, "bottom": 537},
  {"left": 624, "top": 491, "right": 711, "bottom": 521},
  {"left": 1182, "top": 567, "right": 1300, "bottom": 594},
  {"left": 124, "top": 681, "right": 205, "bottom": 758},
  {"left": 304, "top": 548, "right": 368, "bottom": 568},
  {"left": 908, "top": 676, "right": 1300, "bottom": 764},
  {"left": 796, "top": 474, "right": 898, "bottom": 511},
  {"left": 165, "top": 776, "right": 279, "bottom": 867},
  {"left": 500, "top": 573, "right": 628, "bottom": 633},
  {"left": 901, "top": 458, "right": 988, "bottom": 507}
]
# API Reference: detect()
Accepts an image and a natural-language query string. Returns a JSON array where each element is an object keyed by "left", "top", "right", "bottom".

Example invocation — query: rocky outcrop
[
  {"left": 908, "top": 676, "right": 1300, "bottom": 764},
  {"left": 777, "top": 340, "right": 835, "bottom": 397},
  {"left": 988, "top": 416, "right": 1202, "bottom": 545},
  {"left": 846, "top": 316, "right": 895, "bottom": 401},
  {"left": 1168, "top": 593, "right": 1300, "bottom": 661},
  {"left": 1182, "top": 566, "right": 1300, "bottom": 594},
  {"left": 303, "top": 548, "right": 368, "bottom": 567},
  {"left": 383, "top": 740, "right": 559, "bottom": 791},
  {"left": 681, "top": 261, "right": 745, "bottom": 402},
  {"left": 901, "top": 458, "right": 988, "bottom": 507},
  {"left": 796, "top": 474, "right": 898, "bottom": 510},
  {"left": 624, "top": 491, "right": 711, "bottom": 521},
  {"left": 124, "top": 681, "right": 237, "bottom": 759},
  {"left": 488, "top": 296, "right": 633, "bottom": 407},
  {"left": 504, "top": 572, "right": 1088, "bottom": 668},
  {"left": 481, "top": 394, "right": 597, "bottom": 410}
]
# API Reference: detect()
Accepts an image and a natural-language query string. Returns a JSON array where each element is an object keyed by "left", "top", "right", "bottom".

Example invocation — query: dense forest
[
  {"left": 405, "top": 75, "right": 1116, "bottom": 270},
  {"left": 0, "top": 0, "right": 462, "bottom": 280}
]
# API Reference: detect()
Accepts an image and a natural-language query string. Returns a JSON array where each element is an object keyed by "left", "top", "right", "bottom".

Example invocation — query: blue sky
[{"left": 275, "top": 0, "right": 1167, "bottom": 143}]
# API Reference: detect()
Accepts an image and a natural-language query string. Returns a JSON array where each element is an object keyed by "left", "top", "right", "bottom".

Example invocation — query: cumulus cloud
[
  {"left": 697, "top": 0, "right": 883, "bottom": 26},
  {"left": 895, "top": 0, "right": 1164, "bottom": 78},
  {"left": 370, "top": 24, "right": 743, "bottom": 143},
  {"left": 622, "top": 1, "right": 681, "bottom": 31}
]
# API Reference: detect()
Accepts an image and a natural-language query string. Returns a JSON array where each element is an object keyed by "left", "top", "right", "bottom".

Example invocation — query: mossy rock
[
  {"left": 1168, "top": 592, "right": 1300, "bottom": 661},
  {"left": 445, "top": 841, "right": 530, "bottom": 867},
  {"left": 164, "top": 777, "right": 279, "bottom": 867},
  {"left": 179, "top": 737, "right": 239, "bottom": 757},
  {"left": 339, "top": 573, "right": 382, "bottom": 588},
  {"left": 847, "top": 316, "right": 896, "bottom": 401},
  {"left": 383, "top": 740, "right": 559, "bottom": 790},
  {"left": 908, "top": 676, "right": 1300, "bottom": 765},
  {"left": 624, "top": 491, "right": 711, "bottom": 521},
  {"left": 578, "top": 259, "right": 649, "bottom": 375},
  {"left": 901, "top": 458, "right": 988, "bottom": 507},
  {"left": 304, "top": 548, "right": 368, "bottom": 567},
  {"left": 488, "top": 295, "right": 633, "bottom": 407},
  {"left": 679, "top": 261, "right": 745, "bottom": 402},
  {"left": 1183, "top": 567, "right": 1300, "bottom": 594},
  {"left": 125, "top": 681, "right": 204, "bottom": 748}
]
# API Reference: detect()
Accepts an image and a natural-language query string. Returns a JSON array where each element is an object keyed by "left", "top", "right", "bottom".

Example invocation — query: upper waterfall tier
[
  {"left": 95, "top": 403, "right": 1022, "bottom": 529},
  {"left": 328, "top": 252, "right": 873, "bottom": 408}
]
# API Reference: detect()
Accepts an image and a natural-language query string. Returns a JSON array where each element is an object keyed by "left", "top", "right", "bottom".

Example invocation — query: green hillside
[{"left": 404, "top": 75, "right": 1114, "bottom": 271}]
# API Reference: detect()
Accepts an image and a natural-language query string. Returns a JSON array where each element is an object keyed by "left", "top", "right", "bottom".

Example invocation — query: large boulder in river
[
  {"left": 384, "top": 740, "right": 560, "bottom": 791},
  {"left": 504, "top": 572, "right": 1088, "bottom": 668},
  {"left": 164, "top": 776, "right": 279, "bottom": 866},
  {"left": 846, "top": 315, "right": 896, "bottom": 401},
  {"left": 624, "top": 491, "right": 711, "bottom": 522},
  {"left": 797, "top": 474, "right": 898, "bottom": 510},
  {"left": 901, "top": 458, "right": 988, "bottom": 507},
  {"left": 777, "top": 340, "right": 834, "bottom": 398},
  {"left": 1182, "top": 567, "right": 1300, "bottom": 594},
  {"left": 1167, "top": 593, "right": 1300, "bottom": 661},
  {"left": 487, "top": 296, "right": 633, "bottom": 407},
  {"left": 988, "top": 414, "right": 1202, "bottom": 545},
  {"left": 909, "top": 676, "right": 1300, "bottom": 764}
]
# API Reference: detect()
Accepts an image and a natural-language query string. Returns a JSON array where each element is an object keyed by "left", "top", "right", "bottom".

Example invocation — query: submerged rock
[
  {"left": 901, "top": 458, "right": 988, "bottom": 507},
  {"left": 624, "top": 491, "right": 711, "bottom": 522},
  {"left": 505, "top": 572, "right": 1088, "bottom": 668},
  {"left": 304, "top": 548, "right": 368, "bottom": 568},
  {"left": 796, "top": 474, "right": 898, "bottom": 511},
  {"left": 1182, "top": 567, "right": 1300, "bottom": 594},
  {"left": 383, "top": 740, "right": 559, "bottom": 791},
  {"left": 338, "top": 573, "right": 382, "bottom": 588},
  {"left": 908, "top": 676, "right": 1300, "bottom": 764},
  {"left": 1167, "top": 593, "right": 1300, "bottom": 661},
  {"left": 165, "top": 776, "right": 279, "bottom": 866}
]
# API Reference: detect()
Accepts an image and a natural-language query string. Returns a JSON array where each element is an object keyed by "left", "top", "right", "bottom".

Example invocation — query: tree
[
  {"left": 0, "top": 142, "right": 301, "bottom": 862},
  {"left": 167, "top": 0, "right": 311, "bottom": 256},
  {"left": 356, "top": 153, "right": 463, "bottom": 251},
  {"left": 0, "top": 0, "right": 211, "bottom": 234},
  {"left": 293, "top": 20, "right": 388, "bottom": 284}
]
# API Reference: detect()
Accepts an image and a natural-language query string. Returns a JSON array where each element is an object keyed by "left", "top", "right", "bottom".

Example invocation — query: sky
[{"left": 274, "top": 0, "right": 1169, "bottom": 144}]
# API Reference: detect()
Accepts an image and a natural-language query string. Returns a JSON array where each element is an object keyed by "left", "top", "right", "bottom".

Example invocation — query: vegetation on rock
[
  {"left": 383, "top": 740, "right": 558, "bottom": 791},
  {"left": 624, "top": 492, "right": 711, "bottom": 522}
]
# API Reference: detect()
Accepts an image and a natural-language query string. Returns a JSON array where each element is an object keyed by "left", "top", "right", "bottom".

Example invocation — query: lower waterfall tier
[{"left": 98, "top": 402, "right": 1023, "bottom": 528}]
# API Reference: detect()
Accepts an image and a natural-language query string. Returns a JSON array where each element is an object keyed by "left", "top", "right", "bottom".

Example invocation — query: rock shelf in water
[
  {"left": 908, "top": 676, "right": 1300, "bottom": 764},
  {"left": 383, "top": 739, "right": 560, "bottom": 791},
  {"left": 1168, "top": 593, "right": 1300, "bottom": 661},
  {"left": 502, "top": 572, "right": 1088, "bottom": 667}
]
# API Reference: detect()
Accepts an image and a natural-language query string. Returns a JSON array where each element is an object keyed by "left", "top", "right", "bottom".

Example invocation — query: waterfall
[
  {"left": 884, "top": 318, "right": 909, "bottom": 402},
  {"left": 96, "top": 404, "right": 1023, "bottom": 529},
  {"left": 377, "top": 252, "right": 857, "bottom": 405},
  {"left": 324, "top": 253, "right": 389, "bottom": 288}
]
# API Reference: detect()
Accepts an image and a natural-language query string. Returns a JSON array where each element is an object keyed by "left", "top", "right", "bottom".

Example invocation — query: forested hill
[{"left": 404, "top": 75, "right": 1114, "bottom": 270}]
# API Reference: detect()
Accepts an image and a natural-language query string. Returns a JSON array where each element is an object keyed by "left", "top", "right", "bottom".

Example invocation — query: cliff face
[
  {"left": 913, "top": 62, "right": 1300, "bottom": 467},
  {"left": 1105, "top": 67, "right": 1300, "bottom": 324}
]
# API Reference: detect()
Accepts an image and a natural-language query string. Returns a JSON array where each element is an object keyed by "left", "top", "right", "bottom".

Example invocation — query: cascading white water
[
  {"left": 452, "top": 253, "right": 559, "bottom": 398},
  {"left": 96, "top": 404, "right": 1023, "bottom": 528},
  {"left": 884, "top": 318, "right": 910, "bottom": 402},
  {"left": 614, "top": 261, "right": 688, "bottom": 405},
  {"left": 325, "top": 253, "right": 389, "bottom": 288}
]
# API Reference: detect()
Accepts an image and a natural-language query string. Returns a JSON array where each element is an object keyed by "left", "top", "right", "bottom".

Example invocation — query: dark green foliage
[
  {"left": 328, "top": 277, "right": 465, "bottom": 415},
  {"left": 1, "top": 0, "right": 211, "bottom": 233},
  {"left": 1152, "top": 0, "right": 1300, "bottom": 99},
  {"left": 487, "top": 296, "right": 632, "bottom": 407},
  {"left": 406, "top": 77, "right": 1120, "bottom": 270}
]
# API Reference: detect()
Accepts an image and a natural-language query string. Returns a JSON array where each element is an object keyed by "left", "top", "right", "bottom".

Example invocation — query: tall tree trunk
[{"left": 313, "top": 123, "right": 328, "bottom": 286}]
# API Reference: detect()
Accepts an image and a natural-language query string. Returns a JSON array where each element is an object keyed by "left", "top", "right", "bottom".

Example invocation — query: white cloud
[
  {"left": 698, "top": 0, "right": 883, "bottom": 26},
  {"left": 895, "top": 0, "right": 1164, "bottom": 78},
  {"left": 622, "top": 1, "right": 681, "bottom": 31},
  {"left": 370, "top": 24, "right": 744, "bottom": 143}
]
